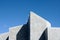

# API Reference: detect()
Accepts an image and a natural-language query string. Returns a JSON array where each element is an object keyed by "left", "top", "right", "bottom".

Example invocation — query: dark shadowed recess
[
  {"left": 6, "top": 36, "right": 9, "bottom": 40},
  {"left": 39, "top": 28, "right": 48, "bottom": 40},
  {"left": 16, "top": 20, "right": 30, "bottom": 40}
]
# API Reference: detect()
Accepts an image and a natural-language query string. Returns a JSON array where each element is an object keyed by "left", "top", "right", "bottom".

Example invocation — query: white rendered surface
[
  {"left": 9, "top": 25, "right": 23, "bottom": 40},
  {"left": 48, "top": 27, "right": 60, "bottom": 40},
  {"left": 1, "top": 11, "right": 60, "bottom": 40},
  {"left": 30, "top": 11, "right": 51, "bottom": 40},
  {"left": 0, "top": 32, "right": 9, "bottom": 40}
]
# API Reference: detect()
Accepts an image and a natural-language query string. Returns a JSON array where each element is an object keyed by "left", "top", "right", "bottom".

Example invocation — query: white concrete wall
[
  {"left": 30, "top": 11, "right": 51, "bottom": 40},
  {"left": 0, "top": 11, "right": 60, "bottom": 40},
  {"left": 0, "top": 32, "right": 9, "bottom": 40},
  {"left": 48, "top": 27, "right": 60, "bottom": 40},
  {"left": 9, "top": 25, "right": 23, "bottom": 40}
]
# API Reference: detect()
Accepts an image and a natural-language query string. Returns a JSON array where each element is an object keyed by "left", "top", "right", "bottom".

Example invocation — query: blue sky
[{"left": 0, "top": 0, "right": 60, "bottom": 33}]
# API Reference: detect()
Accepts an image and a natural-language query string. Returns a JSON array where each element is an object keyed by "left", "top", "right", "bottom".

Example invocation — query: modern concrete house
[{"left": 0, "top": 11, "right": 60, "bottom": 40}]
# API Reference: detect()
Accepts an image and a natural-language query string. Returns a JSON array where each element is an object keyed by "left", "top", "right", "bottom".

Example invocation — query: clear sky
[{"left": 0, "top": 0, "right": 60, "bottom": 33}]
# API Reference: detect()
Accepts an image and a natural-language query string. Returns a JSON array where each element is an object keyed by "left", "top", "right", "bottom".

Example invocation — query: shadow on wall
[
  {"left": 16, "top": 17, "right": 48, "bottom": 40},
  {"left": 39, "top": 28, "right": 48, "bottom": 40},
  {"left": 16, "top": 21, "right": 30, "bottom": 40},
  {"left": 6, "top": 36, "right": 9, "bottom": 40}
]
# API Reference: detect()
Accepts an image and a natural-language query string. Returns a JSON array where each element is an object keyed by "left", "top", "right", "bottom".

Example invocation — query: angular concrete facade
[
  {"left": 0, "top": 11, "right": 60, "bottom": 40},
  {"left": 0, "top": 32, "right": 9, "bottom": 40},
  {"left": 48, "top": 27, "right": 60, "bottom": 40},
  {"left": 9, "top": 25, "right": 23, "bottom": 40},
  {"left": 30, "top": 11, "right": 51, "bottom": 40}
]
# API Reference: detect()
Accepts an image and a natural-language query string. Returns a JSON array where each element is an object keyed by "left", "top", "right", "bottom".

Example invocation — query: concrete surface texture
[
  {"left": 30, "top": 11, "right": 51, "bottom": 40},
  {"left": 0, "top": 32, "right": 9, "bottom": 40},
  {"left": 9, "top": 25, "right": 23, "bottom": 40},
  {"left": 0, "top": 11, "right": 60, "bottom": 40},
  {"left": 48, "top": 27, "right": 60, "bottom": 40}
]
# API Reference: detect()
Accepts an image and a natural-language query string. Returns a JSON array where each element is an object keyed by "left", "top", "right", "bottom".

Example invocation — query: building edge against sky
[
  {"left": 30, "top": 11, "right": 51, "bottom": 40},
  {"left": 0, "top": 11, "right": 60, "bottom": 40}
]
